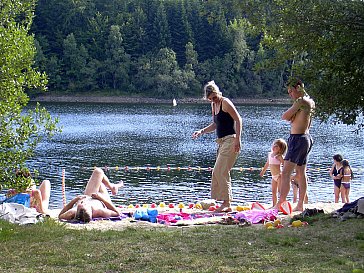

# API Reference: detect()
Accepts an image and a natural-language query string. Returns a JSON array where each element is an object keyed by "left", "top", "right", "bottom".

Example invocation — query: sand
[{"left": 48, "top": 202, "right": 344, "bottom": 232}]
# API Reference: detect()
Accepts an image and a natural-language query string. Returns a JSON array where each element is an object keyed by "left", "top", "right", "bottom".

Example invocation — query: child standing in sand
[
  {"left": 340, "top": 159, "right": 354, "bottom": 203},
  {"left": 329, "top": 154, "right": 343, "bottom": 203},
  {"left": 260, "top": 139, "right": 287, "bottom": 207}
]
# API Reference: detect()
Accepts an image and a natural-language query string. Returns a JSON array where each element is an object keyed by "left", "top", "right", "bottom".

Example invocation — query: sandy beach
[{"left": 50, "top": 202, "right": 345, "bottom": 232}]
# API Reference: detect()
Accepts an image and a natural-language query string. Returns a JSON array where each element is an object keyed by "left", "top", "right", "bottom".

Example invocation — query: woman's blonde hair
[
  {"left": 203, "top": 80, "right": 222, "bottom": 100},
  {"left": 274, "top": 138, "right": 287, "bottom": 156}
]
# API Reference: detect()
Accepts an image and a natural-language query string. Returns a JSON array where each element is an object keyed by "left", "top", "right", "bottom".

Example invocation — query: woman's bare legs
[
  {"left": 39, "top": 180, "right": 51, "bottom": 209},
  {"left": 32, "top": 179, "right": 51, "bottom": 214},
  {"left": 84, "top": 168, "right": 123, "bottom": 197}
]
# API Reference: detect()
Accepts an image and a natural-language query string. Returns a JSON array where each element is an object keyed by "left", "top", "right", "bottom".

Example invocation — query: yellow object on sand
[
  {"left": 236, "top": 205, "right": 250, "bottom": 211},
  {"left": 159, "top": 202, "right": 166, "bottom": 208},
  {"left": 178, "top": 203, "right": 185, "bottom": 209},
  {"left": 291, "top": 220, "right": 303, "bottom": 227},
  {"left": 273, "top": 219, "right": 281, "bottom": 227}
]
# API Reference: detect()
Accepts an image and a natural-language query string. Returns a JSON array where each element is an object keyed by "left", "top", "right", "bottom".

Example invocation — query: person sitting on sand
[
  {"left": 6, "top": 169, "right": 51, "bottom": 215},
  {"left": 58, "top": 167, "right": 123, "bottom": 223}
]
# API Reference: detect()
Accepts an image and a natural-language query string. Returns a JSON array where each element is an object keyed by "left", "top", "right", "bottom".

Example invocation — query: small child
[
  {"left": 329, "top": 154, "right": 343, "bottom": 203},
  {"left": 340, "top": 159, "right": 354, "bottom": 203},
  {"left": 260, "top": 138, "right": 287, "bottom": 207}
]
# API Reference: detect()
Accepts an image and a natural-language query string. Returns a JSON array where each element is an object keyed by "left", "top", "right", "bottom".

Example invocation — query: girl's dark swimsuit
[{"left": 332, "top": 166, "right": 342, "bottom": 188}]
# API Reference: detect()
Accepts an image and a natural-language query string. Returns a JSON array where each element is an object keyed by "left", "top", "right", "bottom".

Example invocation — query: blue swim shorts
[{"left": 284, "top": 134, "right": 313, "bottom": 166}]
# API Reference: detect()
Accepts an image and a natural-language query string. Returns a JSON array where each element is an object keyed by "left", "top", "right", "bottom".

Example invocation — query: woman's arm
[{"left": 58, "top": 195, "right": 84, "bottom": 220}]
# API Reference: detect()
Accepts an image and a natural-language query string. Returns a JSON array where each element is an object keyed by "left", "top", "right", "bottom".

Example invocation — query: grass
[{"left": 0, "top": 215, "right": 363, "bottom": 273}]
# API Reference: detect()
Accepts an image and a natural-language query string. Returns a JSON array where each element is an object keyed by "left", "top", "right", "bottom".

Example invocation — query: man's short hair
[
  {"left": 75, "top": 207, "right": 92, "bottom": 223},
  {"left": 287, "top": 77, "right": 304, "bottom": 88}
]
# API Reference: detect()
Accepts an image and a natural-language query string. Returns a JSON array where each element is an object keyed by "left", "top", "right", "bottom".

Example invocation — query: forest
[{"left": 30, "top": 0, "right": 286, "bottom": 99}]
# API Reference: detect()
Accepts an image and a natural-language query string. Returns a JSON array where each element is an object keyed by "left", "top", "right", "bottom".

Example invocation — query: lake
[{"left": 27, "top": 102, "right": 364, "bottom": 209}]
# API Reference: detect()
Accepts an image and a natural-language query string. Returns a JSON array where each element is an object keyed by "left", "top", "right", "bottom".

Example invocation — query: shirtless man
[
  {"left": 58, "top": 167, "right": 123, "bottom": 222},
  {"left": 276, "top": 78, "right": 315, "bottom": 212}
]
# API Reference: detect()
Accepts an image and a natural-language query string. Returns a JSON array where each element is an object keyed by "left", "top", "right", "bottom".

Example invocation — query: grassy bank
[{"left": 0, "top": 215, "right": 363, "bottom": 272}]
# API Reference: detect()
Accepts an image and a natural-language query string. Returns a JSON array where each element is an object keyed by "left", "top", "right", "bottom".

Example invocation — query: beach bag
[{"left": 1, "top": 193, "right": 31, "bottom": 208}]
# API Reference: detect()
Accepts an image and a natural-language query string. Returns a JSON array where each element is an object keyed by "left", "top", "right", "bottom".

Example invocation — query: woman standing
[{"left": 192, "top": 81, "right": 242, "bottom": 212}]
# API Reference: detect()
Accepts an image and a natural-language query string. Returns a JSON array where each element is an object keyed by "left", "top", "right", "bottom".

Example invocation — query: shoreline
[{"left": 31, "top": 94, "right": 291, "bottom": 105}]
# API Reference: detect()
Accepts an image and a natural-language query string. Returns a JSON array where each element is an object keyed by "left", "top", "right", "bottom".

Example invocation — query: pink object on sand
[{"left": 235, "top": 209, "right": 278, "bottom": 224}]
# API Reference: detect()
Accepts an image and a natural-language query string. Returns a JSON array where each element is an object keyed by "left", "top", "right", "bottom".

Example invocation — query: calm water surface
[{"left": 28, "top": 102, "right": 364, "bottom": 209}]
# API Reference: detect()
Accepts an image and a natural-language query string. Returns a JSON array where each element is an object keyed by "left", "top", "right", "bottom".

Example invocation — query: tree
[
  {"left": 0, "top": 0, "right": 60, "bottom": 191},
  {"left": 152, "top": 2, "right": 171, "bottom": 50},
  {"left": 62, "top": 33, "right": 96, "bottom": 91},
  {"left": 104, "top": 25, "right": 131, "bottom": 90},
  {"left": 240, "top": 0, "right": 364, "bottom": 127}
]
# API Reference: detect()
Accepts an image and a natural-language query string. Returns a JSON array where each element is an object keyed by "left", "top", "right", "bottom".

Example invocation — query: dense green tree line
[
  {"left": 233, "top": 0, "right": 364, "bottom": 127},
  {"left": 31, "top": 0, "right": 286, "bottom": 98}
]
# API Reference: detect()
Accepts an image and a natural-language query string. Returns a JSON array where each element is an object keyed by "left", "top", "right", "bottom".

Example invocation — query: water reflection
[{"left": 28, "top": 102, "right": 364, "bottom": 209}]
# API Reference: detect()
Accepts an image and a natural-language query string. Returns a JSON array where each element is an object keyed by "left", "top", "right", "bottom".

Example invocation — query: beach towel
[
  {"left": 1, "top": 193, "right": 31, "bottom": 207},
  {"left": 234, "top": 209, "right": 278, "bottom": 224},
  {"left": 0, "top": 203, "right": 40, "bottom": 225}
]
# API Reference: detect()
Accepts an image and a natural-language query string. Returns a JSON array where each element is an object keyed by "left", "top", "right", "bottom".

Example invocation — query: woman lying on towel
[{"left": 58, "top": 167, "right": 123, "bottom": 223}]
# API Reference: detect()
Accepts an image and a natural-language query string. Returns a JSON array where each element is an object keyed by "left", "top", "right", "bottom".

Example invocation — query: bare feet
[
  {"left": 215, "top": 202, "right": 232, "bottom": 213},
  {"left": 293, "top": 205, "right": 304, "bottom": 212},
  {"left": 110, "top": 181, "right": 124, "bottom": 195},
  {"left": 272, "top": 203, "right": 280, "bottom": 211},
  {"left": 215, "top": 206, "right": 232, "bottom": 213}
]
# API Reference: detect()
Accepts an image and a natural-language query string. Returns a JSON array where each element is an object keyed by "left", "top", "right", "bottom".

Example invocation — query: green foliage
[
  {"left": 240, "top": 0, "right": 364, "bottom": 127},
  {"left": 0, "top": 0, "right": 60, "bottom": 191},
  {"left": 30, "top": 0, "right": 284, "bottom": 99}
]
